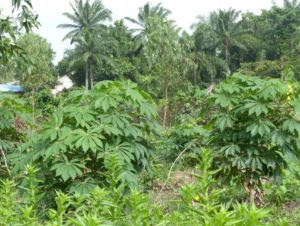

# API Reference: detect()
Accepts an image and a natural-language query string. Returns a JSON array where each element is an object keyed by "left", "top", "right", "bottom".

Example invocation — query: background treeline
[{"left": 4, "top": 0, "right": 300, "bottom": 126}]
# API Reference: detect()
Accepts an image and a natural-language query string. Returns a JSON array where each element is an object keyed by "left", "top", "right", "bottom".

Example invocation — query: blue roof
[{"left": 0, "top": 84, "right": 24, "bottom": 93}]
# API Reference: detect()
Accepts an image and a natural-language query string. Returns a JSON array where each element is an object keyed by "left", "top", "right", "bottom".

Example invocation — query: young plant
[{"left": 171, "top": 148, "right": 271, "bottom": 225}]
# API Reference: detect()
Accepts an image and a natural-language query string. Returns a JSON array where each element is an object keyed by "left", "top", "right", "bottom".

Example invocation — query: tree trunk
[
  {"left": 291, "top": 32, "right": 295, "bottom": 57},
  {"left": 193, "top": 52, "right": 197, "bottom": 85},
  {"left": 85, "top": 62, "right": 89, "bottom": 90},
  {"left": 0, "top": 147, "right": 11, "bottom": 176},
  {"left": 163, "top": 72, "right": 169, "bottom": 128},
  {"left": 243, "top": 178, "right": 264, "bottom": 207},
  {"left": 224, "top": 38, "right": 231, "bottom": 75},
  {"left": 31, "top": 89, "right": 36, "bottom": 123},
  {"left": 193, "top": 65, "right": 197, "bottom": 85},
  {"left": 90, "top": 61, "right": 93, "bottom": 89},
  {"left": 243, "top": 179, "right": 255, "bottom": 206},
  {"left": 280, "top": 55, "right": 285, "bottom": 80}
]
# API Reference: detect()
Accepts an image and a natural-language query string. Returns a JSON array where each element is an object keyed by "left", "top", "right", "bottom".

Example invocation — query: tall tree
[
  {"left": 143, "top": 16, "right": 183, "bottom": 127},
  {"left": 208, "top": 8, "right": 250, "bottom": 74},
  {"left": 125, "top": 2, "right": 171, "bottom": 51},
  {"left": 258, "top": 0, "right": 300, "bottom": 78},
  {"left": 283, "top": 0, "right": 300, "bottom": 10},
  {"left": 58, "top": 0, "right": 111, "bottom": 89},
  {"left": 191, "top": 21, "right": 227, "bottom": 84},
  {"left": 2, "top": 34, "right": 55, "bottom": 91},
  {"left": 1, "top": 33, "right": 55, "bottom": 121}
]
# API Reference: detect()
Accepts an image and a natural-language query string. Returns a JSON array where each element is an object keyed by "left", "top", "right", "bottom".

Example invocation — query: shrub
[
  {"left": 18, "top": 80, "right": 159, "bottom": 193},
  {"left": 0, "top": 95, "right": 31, "bottom": 177},
  {"left": 209, "top": 73, "right": 300, "bottom": 205},
  {"left": 0, "top": 150, "right": 272, "bottom": 225}
]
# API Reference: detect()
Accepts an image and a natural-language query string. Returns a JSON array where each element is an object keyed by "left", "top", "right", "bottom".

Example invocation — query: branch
[
  {"left": 0, "top": 147, "right": 11, "bottom": 176},
  {"left": 155, "top": 140, "right": 196, "bottom": 203}
]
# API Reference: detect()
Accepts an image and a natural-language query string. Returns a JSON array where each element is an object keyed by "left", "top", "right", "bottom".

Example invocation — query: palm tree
[
  {"left": 283, "top": 0, "right": 300, "bottom": 57},
  {"left": 58, "top": 0, "right": 111, "bottom": 89},
  {"left": 71, "top": 32, "right": 111, "bottom": 89},
  {"left": 192, "top": 22, "right": 228, "bottom": 83},
  {"left": 209, "top": 8, "right": 250, "bottom": 74},
  {"left": 283, "top": 0, "right": 300, "bottom": 10},
  {"left": 125, "top": 2, "right": 171, "bottom": 50}
]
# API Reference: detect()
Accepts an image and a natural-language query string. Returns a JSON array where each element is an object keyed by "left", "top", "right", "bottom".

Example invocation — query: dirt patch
[
  {"left": 284, "top": 201, "right": 300, "bottom": 211},
  {"left": 152, "top": 170, "right": 197, "bottom": 207}
]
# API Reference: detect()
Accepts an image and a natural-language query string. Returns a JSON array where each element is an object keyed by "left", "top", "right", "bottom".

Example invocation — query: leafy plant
[
  {"left": 0, "top": 166, "right": 42, "bottom": 225},
  {"left": 264, "top": 158, "right": 300, "bottom": 205},
  {"left": 0, "top": 95, "right": 31, "bottom": 177},
  {"left": 158, "top": 124, "right": 208, "bottom": 167},
  {"left": 168, "top": 148, "right": 271, "bottom": 225},
  {"left": 20, "top": 80, "right": 159, "bottom": 193},
  {"left": 209, "top": 73, "right": 300, "bottom": 205}
]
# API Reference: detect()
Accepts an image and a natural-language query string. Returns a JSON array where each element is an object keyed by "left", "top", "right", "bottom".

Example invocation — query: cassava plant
[
  {"left": 209, "top": 73, "right": 300, "bottom": 205},
  {"left": 19, "top": 80, "right": 159, "bottom": 193}
]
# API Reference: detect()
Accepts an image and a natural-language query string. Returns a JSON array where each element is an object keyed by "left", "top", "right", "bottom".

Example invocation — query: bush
[
  {"left": 0, "top": 95, "right": 31, "bottom": 178},
  {"left": 0, "top": 150, "right": 272, "bottom": 225},
  {"left": 18, "top": 80, "right": 159, "bottom": 193},
  {"left": 209, "top": 73, "right": 300, "bottom": 205}
]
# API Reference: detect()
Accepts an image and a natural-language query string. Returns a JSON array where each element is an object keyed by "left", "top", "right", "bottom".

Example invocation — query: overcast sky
[{"left": 1, "top": 0, "right": 282, "bottom": 64}]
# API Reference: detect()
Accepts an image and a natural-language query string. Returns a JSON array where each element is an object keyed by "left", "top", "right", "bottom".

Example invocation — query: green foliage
[
  {"left": 264, "top": 158, "right": 300, "bottom": 205},
  {"left": 210, "top": 73, "right": 300, "bottom": 203},
  {"left": 206, "top": 8, "right": 254, "bottom": 73},
  {"left": 158, "top": 124, "right": 208, "bottom": 167},
  {"left": 1, "top": 33, "right": 56, "bottom": 91},
  {"left": 0, "top": 150, "right": 272, "bottom": 225},
  {"left": 166, "top": 149, "right": 271, "bottom": 225},
  {"left": 240, "top": 60, "right": 281, "bottom": 78},
  {"left": 0, "top": 0, "right": 39, "bottom": 63},
  {"left": 0, "top": 166, "right": 42, "bottom": 225},
  {"left": 0, "top": 95, "right": 31, "bottom": 177},
  {"left": 17, "top": 34, "right": 56, "bottom": 90},
  {"left": 4, "top": 0, "right": 300, "bottom": 223},
  {"left": 58, "top": 0, "right": 112, "bottom": 89},
  {"left": 34, "top": 89, "right": 60, "bottom": 120},
  {"left": 20, "top": 80, "right": 159, "bottom": 193}
]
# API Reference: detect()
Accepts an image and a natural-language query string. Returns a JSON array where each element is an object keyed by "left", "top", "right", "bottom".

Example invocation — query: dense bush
[
  {"left": 210, "top": 73, "right": 300, "bottom": 205},
  {"left": 0, "top": 149, "right": 272, "bottom": 225},
  {"left": 0, "top": 95, "right": 31, "bottom": 177},
  {"left": 17, "top": 80, "right": 159, "bottom": 193},
  {"left": 157, "top": 124, "right": 208, "bottom": 167}
]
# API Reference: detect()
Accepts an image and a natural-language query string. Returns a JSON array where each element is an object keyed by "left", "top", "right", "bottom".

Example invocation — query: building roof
[
  {"left": 51, "top": 75, "right": 73, "bottom": 95},
  {"left": 0, "top": 84, "right": 24, "bottom": 93}
]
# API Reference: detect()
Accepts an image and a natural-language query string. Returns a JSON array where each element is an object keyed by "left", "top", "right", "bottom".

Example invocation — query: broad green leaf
[
  {"left": 215, "top": 94, "right": 233, "bottom": 108},
  {"left": 51, "top": 157, "right": 85, "bottom": 181},
  {"left": 282, "top": 118, "right": 300, "bottom": 134},
  {"left": 245, "top": 100, "right": 268, "bottom": 116},
  {"left": 215, "top": 114, "right": 234, "bottom": 131},
  {"left": 95, "top": 94, "right": 117, "bottom": 112}
]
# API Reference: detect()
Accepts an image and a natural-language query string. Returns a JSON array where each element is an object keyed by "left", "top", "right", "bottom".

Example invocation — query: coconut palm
[
  {"left": 192, "top": 22, "right": 228, "bottom": 83},
  {"left": 125, "top": 2, "right": 171, "bottom": 50},
  {"left": 208, "top": 8, "right": 250, "bottom": 73},
  {"left": 72, "top": 31, "right": 111, "bottom": 89},
  {"left": 283, "top": 0, "right": 300, "bottom": 10},
  {"left": 58, "top": 0, "right": 111, "bottom": 89}
]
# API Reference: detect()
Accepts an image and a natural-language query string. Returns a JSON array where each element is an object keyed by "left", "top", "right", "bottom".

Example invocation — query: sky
[{"left": 1, "top": 0, "right": 282, "bottom": 64}]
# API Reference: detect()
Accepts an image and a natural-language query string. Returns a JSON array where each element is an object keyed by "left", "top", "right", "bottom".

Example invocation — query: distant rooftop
[
  {"left": 0, "top": 84, "right": 24, "bottom": 93},
  {"left": 51, "top": 75, "right": 73, "bottom": 95}
]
